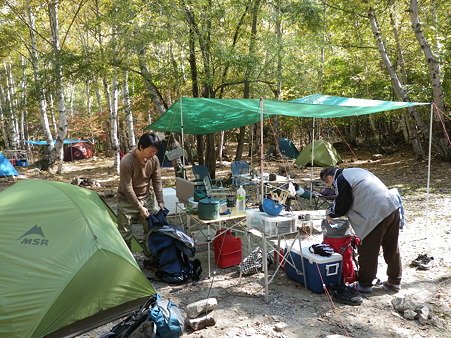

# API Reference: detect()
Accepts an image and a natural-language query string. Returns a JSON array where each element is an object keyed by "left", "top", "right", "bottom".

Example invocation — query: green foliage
[{"left": 0, "top": 0, "right": 448, "bottom": 155}]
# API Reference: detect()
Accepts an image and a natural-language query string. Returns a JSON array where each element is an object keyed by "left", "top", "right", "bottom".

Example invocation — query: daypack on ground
[
  {"left": 147, "top": 209, "right": 201, "bottom": 283},
  {"left": 101, "top": 293, "right": 184, "bottom": 338},
  {"left": 321, "top": 218, "right": 360, "bottom": 283}
]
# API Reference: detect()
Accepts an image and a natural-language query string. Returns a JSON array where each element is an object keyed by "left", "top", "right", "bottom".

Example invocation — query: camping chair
[
  {"left": 192, "top": 164, "right": 224, "bottom": 189},
  {"left": 298, "top": 183, "right": 336, "bottom": 210},
  {"left": 231, "top": 160, "right": 256, "bottom": 187},
  {"left": 203, "top": 176, "right": 231, "bottom": 199}
]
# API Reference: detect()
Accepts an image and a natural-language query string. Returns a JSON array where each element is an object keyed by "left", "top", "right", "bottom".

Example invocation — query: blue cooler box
[{"left": 284, "top": 242, "right": 342, "bottom": 293}]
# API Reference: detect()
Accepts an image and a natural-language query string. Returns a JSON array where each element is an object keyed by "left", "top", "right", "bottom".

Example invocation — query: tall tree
[
  {"left": 409, "top": 0, "right": 450, "bottom": 161},
  {"left": 48, "top": 0, "right": 68, "bottom": 173}
]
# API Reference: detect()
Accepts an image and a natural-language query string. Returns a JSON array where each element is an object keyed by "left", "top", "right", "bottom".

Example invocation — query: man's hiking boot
[
  {"left": 328, "top": 283, "right": 363, "bottom": 306},
  {"left": 411, "top": 254, "right": 434, "bottom": 270},
  {"left": 382, "top": 281, "right": 401, "bottom": 292}
]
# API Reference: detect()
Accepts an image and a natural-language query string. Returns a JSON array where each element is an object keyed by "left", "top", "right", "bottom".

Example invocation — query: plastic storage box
[
  {"left": 246, "top": 209, "right": 297, "bottom": 236},
  {"left": 154, "top": 188, "right": 177, "bottom": 215},
  {"left": 213, "top": 230, "right": 242, "bottom": 268},
  {"left": 284, "top": 242, "right": 342, "bottom": 293}
]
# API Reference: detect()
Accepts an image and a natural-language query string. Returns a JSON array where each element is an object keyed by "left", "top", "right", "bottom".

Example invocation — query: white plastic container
[
  {"left": 245, "top": 209, "right": 297, "bottom": 236},
  {"left": 236, "top": 185, "right": 246, "bottom": 212},
  {"left": 153, "top": 188, "right": 177, "bottom": 215}
]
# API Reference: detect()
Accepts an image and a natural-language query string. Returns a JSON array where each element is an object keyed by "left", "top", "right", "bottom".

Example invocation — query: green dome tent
[
  {"left": 295, "top": 140, "right": 341, "bottom": 167},
  {"left": 0, "top": 180, "right": 155, "bottom": 337}
]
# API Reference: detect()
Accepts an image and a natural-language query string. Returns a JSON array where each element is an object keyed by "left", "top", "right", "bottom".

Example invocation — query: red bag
[{"left": 322, "top": 236, "right": 360, "bottom": 283}]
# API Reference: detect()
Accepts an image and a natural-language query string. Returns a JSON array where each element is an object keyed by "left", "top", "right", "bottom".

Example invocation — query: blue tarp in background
[{"left": 25, "top": 139, "right": 88, "bottom": 145}]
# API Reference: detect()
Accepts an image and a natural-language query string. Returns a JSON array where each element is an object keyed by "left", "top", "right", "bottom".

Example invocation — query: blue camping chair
[
  {"left": 231, "top": 161, "right": 256, "bottom": 187},
  {"left": 192, "top": 164, "right": 224, "bottom": 189}
]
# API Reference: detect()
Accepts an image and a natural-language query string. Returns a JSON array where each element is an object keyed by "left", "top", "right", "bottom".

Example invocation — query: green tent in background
[
  {"left": 295, "top": 140, "right": 341, "bottom": 167},
  {"left": 0, "top": 180, "right": 155, "bottom": 337}
]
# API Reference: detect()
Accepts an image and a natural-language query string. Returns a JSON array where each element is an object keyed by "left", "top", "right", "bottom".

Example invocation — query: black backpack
[{"left": 146, "top": 209, "right": 201, "bottom": 283}]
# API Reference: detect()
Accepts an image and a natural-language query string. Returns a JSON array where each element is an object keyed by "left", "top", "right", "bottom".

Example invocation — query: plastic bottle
[{"left": 236, "top": 185, "right": 246, "bottom": 212}]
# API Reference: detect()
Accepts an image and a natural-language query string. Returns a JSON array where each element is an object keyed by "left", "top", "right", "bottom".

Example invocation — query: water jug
[{"left": 236, "top": 185, "right": 246, "bottom": 212}]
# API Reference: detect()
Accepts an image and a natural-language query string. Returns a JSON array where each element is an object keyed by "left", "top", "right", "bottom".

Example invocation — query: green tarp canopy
[
  {"left": 0, "top": 180, "right": 155, "bottom": 337},
  {"left": 146, "top": 95, "right": 430, "bottom": 135}
]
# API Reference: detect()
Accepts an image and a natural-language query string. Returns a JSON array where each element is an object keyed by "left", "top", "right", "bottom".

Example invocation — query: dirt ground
[{"left": 2, "top": 148, "right": 451, "bottom": 338}]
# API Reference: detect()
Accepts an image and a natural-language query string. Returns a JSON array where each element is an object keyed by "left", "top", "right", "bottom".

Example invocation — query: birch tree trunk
[
  {"left": 5, "top": 63, "right": 19, "bottom": 150},
  {"left": 389, "top": 12, "right": 410, "bottom": 144},
  {"left": 28, "top": 6, "right": 54, "bottom": 168},
  {"left": 123, "top": 71, "right": 136, "bottom": 150},
  {"left": 409, "top": 0, "right": 450, "bottom": 161},
  {"left": 20, "top": 57, "right": 28, "bottom": 146},
  {"left": 48, "top": 0, "right": 68, "bottom": 174},
  {"left": 47, "top": 93, "right": 57, "bottom": 135},
  {"left": 1, "top": 65, "right": 19, "bottom": 150},
  {"left": 110, "top": 73, "right": 120, "bottom": 174},
  {"left": 368, "top": 7, "right": 427, "bottom": 160},
  {"left": 0, "top": 83, "right": 11, "bottom": 149},
  {"left": 137, "top": 42, "right": 185, "bottom": 177}
]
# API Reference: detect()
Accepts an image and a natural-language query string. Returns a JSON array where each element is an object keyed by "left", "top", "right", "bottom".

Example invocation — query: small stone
[
  {"left": 403, "top": 309, "right": 416, "bottom": 320},
  {"left": 417, "top": 306, "right": 430, "bottom": 325},
  {"left": 391, "top": 297, "right": 416, "bottom": 312},
  {"left": 274, "top": 322, "right": 286, "bottom": 332}
]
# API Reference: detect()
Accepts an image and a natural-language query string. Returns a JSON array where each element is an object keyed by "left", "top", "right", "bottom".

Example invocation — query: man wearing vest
[{"left": 320, "top": 167, "right": 402, "bottom": 293}]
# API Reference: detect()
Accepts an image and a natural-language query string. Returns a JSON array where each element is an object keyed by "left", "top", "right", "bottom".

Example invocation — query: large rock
[
  {"left": 185, "top": 314, "right": 216, "bottom": 331},
  {"left": 186, "top": 298, "right": 218, "bottom": 319}
]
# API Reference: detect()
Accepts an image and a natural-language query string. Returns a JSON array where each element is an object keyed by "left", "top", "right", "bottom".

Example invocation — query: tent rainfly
[
  {"left": 0, "top": 152, "right": 19, "bottom": 176},
  {"left": 0, "top": 180, "right": 155, "bottom": 337},
  {"left": 295, "top": 140, "right": 341, "bottom": 167}
]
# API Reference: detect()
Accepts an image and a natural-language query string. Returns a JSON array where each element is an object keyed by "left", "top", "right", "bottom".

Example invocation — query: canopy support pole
[
  {"left": 425, "top": 104, "right": 433, "bottom": 242},
  {"left": 259, "top": 97, "right": 264, "bottom": 202},
  {"left": 180, "top": 98, "right": 186, "bottom": 179},
  {"left": 310, "top": 118, "right": 316, "bottom": 204}
]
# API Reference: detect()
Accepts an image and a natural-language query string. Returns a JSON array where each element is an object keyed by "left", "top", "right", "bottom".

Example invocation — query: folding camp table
[{"left": 176, "top": 205, "right": 247, "bottom": 278}]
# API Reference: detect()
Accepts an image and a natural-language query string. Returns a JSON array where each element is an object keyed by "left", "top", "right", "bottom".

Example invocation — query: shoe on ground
[
  {"left": 328, "top": 283, "right": 363, "bottom": 306},
  {"left": 382, "top": 281, "right": 401, "bottom": 292},
  {"left": 411, "top": 253, "right": 427, "bottom": 266},
  {"left": 348, "top": 282, "right": 372, "bottom": 294},
  {"left": 418, "top": 256, "right": 434, "bottom": 270},
  {"left": 411, "top": 254, "right": 434, "bottom": 269}
]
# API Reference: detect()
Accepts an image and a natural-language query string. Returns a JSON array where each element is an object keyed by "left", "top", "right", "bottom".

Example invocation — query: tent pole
[
  {"left": 425, "top": 104, "right": 433, "bottom": 242},
  {"left": 310, "top": 118, "right": 316, "bottom": 204},
  {"left": 180, "top": 98, "right": 186, "bottom": 179},
  {"left": 260, "top": 97, "right": 264, "bottom": 202}
]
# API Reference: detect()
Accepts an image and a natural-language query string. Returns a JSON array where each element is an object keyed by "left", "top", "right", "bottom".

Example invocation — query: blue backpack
[
  {"left": 149, "top": 293, "right": 184, "bottom": 338},
  {"left": 100, "top": 293, "right": 183, "bottom": 338}
]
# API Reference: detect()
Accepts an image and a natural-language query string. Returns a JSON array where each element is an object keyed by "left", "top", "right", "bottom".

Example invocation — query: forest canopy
[{"left": 0, "top": 0, "right": 449, "bottom": 173}]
